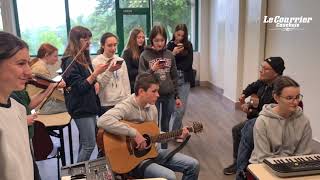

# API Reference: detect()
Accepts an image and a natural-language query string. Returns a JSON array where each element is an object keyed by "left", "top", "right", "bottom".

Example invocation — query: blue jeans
[
  {"left": 156, "top": 95, "right": 175, "bottom": 133},
  {"left": 142, "top": 149, "right": 200, "bottom": 180},
  {"left": 171, "top": 71, "right": 191, "bottom": 131},
  {"left": 236, "top": 118, "right": 257, "bottom": 180},
  {"left": 74, "top": 116, "right": 97, "bottom": 162},
  {"left": 156, "top": 95, "right": 175, "bottom": 149}
]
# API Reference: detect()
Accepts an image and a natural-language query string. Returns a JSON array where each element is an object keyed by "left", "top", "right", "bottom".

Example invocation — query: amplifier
[{"left": 61, "top": 157, "right": 114, "bottom": 180}]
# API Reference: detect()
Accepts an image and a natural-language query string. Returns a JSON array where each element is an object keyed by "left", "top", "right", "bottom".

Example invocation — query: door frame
[{"left": 115, "top": 0, "right": 151, "bottom": 54}]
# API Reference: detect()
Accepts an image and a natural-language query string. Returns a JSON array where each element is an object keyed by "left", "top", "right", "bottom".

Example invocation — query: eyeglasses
[
  {"left": 279, "top": 94, "right": 303, "bottom": 102},
  {"left": 260, "top": 65, "right": 274, "bottom": 72}
]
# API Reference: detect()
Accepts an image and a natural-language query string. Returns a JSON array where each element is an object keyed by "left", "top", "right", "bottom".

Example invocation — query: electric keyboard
[{"left": 263, "top": 154, "right": 320, "bottom": 177}]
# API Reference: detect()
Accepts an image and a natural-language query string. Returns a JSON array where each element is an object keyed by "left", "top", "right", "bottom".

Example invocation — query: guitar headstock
[{"left": 187, "top": 122, "right": 203, "bottom": 134}]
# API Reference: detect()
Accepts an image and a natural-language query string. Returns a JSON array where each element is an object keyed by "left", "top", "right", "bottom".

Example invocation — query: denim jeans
[
  {"left": 232, "top": 121, "right": 247, "bottom": 161},
  {"left": 156, "top": 95, "right": 175, "bottom": 133},
  {"left": 156, "top": 95, "right": 175, "bottom": 149},
  {"left": 171, "top": 71, "right": 191, "bottom": 131},
  {"left": 236, "top": 118, "right": 257, "bottom": 180},
  {"left": 142, "top": 149, "right": 200, "bottom": 180},
  {"left": 74, "top": 116, "right": 97, "bottom": 162}
]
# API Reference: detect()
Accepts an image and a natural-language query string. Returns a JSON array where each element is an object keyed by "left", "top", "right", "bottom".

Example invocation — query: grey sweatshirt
[
  {"left": 97, "top": 94, "right": 158, "bottom": 137},
  {"left": 250, "top": 104, "right": 313, "bottom": 164},
  {"left": 138, "top": 47, "right": 179, "bottom": 98}
]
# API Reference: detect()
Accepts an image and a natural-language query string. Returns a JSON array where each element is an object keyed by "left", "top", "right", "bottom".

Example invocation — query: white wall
[
  {"left": 223, "top": 0, "right": 244, "bottom": 101},
  {"left": 242, "top": 0, "right": 267, "bottom": 89},
  {"left": 197, "top": 0, "right": 210, "bottom": 83},
  {"left": 208, "top": 0, "right": 245, "bottom": 101},
  {"left": 209, "top": 0, "right": 225, "bottom": 89},
  {"left": 265, "top": 0, "right": 320, "bottom": 141},
  {"left": 204, "top": 0, "right": 320, "bottom": 142},
  {"left": 207, "top": 0, "right": 269, "bottom": 99}
]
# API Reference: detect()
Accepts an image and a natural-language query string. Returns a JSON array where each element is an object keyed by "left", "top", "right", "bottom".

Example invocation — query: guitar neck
[{"left": 151, "top": 127, "right": 193, "bottom": 143}]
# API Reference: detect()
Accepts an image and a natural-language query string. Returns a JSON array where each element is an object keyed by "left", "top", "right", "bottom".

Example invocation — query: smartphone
[
  {"left": 116, "top": 60, "right": 123, "bottom": 65},
  {"left": 177, "top": 43, "right": 184, "bottom": 48},
  {"left": 159, "top": 59, "right": 166, "bottom": 64}
]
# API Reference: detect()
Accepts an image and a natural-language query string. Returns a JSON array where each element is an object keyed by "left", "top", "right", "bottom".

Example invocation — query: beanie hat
[{"left": 264, "top": 57, "right": 285, "bottom": 75}]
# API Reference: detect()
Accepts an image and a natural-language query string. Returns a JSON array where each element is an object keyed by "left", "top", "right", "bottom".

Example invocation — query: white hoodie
[
  {"left": 92, "top": 54, "right": 131, "bottom": 106},
  {"left": 250, "top": 104, "right": 313, "bottom": 164}
]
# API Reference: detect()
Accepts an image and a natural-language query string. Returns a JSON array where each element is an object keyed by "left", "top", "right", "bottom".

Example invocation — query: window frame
[{"left": 12, "top": 0, "right": 199, "bottom": 56}]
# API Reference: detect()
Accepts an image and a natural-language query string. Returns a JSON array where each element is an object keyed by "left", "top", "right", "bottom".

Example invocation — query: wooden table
[
  {"left": 36, "top": 112, "right": 73, "bottom": 166},
  {"left": 248, "top": 163, "right": 320, "bottom": 180}
]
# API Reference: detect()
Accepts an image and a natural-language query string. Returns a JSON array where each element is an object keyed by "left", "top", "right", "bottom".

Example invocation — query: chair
[
  {"left": 32, "top": 121, "right": 62, "bottom": 178},
  {"left": 36, "top": 112, "right": 73, "bottom": 166}
]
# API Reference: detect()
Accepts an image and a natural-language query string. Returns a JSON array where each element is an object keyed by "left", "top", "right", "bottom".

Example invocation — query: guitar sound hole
[{"left": 133, "top": 134, "right": 151, "bottom": 158}]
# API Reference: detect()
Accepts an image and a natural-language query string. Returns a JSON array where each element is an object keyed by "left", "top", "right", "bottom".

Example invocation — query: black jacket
[
  {"left": 122, "top": 47, "right": 144, "bottom": 93},
  {"left": 61, "top": 56, "right": 100, "bottom": 119},
  {"left": 167, "top": 40, "right": 194, "bottom": 83},
  {"left": 242, "top": 80, "right": 275, "bottom": 119}
]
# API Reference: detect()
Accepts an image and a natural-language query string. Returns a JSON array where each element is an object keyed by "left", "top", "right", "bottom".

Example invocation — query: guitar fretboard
[{"left": 151, "top": 127, "right": 193, "bottom": 143}]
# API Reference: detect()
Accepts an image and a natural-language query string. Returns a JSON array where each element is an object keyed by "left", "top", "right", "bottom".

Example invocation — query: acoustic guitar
[{"left": 97, "top": 120, "right": 203, "bottom": 174}]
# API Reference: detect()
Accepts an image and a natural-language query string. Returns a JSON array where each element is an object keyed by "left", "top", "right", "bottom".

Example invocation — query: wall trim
[
  {"left": 199, "top": 81, "right": 241, "bottom": 111},
  {"left": 199, "top": 81, "right": 223, "bottom": 95}
]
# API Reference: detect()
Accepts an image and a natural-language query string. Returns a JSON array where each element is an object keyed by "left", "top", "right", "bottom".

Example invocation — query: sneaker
[{"left": 223, "top": 163, "right": 236, "bottom": 175}]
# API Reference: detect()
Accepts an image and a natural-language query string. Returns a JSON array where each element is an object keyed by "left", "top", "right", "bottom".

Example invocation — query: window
[
  {"left": 16, "top": 0, "right": 67, "bottom": 55},
  {"left": 0, "top": 3, "right": 3, "bottom": 31},
  {"left": 68, "top": 0, "right": 117, "bottom": 54},
  {"left": 123, "top": 14, "right": 147, "bottom": 47},
  {"left": 14, "top": 0, "right": 198, "bottom": 55},
  {"left": 120, "top": 0, "right": 149, "bottom": 8},
  {"left": 152, "top": 0, "right": 195, "bottom": 47}
]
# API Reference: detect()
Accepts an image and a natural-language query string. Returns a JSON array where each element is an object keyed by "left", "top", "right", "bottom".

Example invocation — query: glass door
[{"left": 115, "top": 0, "right": 151, "bottom": 54}]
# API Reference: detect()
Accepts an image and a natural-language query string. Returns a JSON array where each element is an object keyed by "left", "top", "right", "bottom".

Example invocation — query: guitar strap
[
  {"left": 138, "top": 135, "right": 191, "bottom": 177},
  {"left": 163, "top": 135, "right": 191, "bottom": 162}
]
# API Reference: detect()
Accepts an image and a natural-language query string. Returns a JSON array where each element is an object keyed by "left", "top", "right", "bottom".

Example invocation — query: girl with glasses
[{"left": 250, "top": 76, "right": 313, "bottom": 164}]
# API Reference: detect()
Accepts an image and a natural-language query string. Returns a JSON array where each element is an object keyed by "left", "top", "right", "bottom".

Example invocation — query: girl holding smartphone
[
  {"left": 167, "top": 24, "right": 194, "bottom": 135},
  {"left": 139, "top": 25, "right": 181, "bottom": 145},
  {"left": 92, "top": 32, "right": 130, "bottom": 115}
]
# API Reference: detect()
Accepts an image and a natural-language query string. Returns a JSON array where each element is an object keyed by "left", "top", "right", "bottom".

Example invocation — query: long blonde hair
[{"left": 124, "top": 28, "right": 145, "bottom": 60}]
